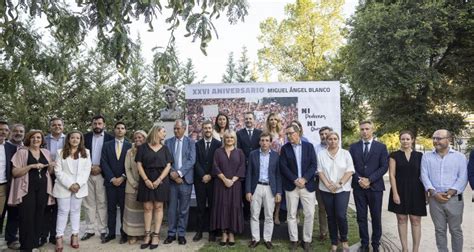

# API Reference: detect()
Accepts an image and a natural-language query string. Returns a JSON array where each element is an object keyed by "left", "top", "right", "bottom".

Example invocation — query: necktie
[
  {"left": 363, "top": 142, "right": 369, "bottom": 160},
  {"left": 205, "top": 141, "right": 210, "bottom": 154},
  {"left": 248, "top": 130, "right": 253, "bottom": 139},
  {"left": 116, "top": 140, "right": 122, "bottom": 159},
  {"left": 175, "top": 139, "right": 181, "bottom": 168}
]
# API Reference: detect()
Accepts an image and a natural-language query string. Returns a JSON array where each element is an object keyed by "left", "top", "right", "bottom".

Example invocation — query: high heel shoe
[
  {"left": 140, "top": 231, "right": 151, "bottom": 249},
  {"left": 55, "top": 236, "right": 63, "bottom": 252},
  {"left": 149, "top": 232, "right": 160, "bottom": 250},
  {"left": 70, "top": 234, "right": 79, "bottom": 249}
]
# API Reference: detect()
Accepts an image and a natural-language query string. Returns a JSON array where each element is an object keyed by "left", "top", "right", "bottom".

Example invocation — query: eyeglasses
[
  {"left": 432, "top": 137, "right": 448, "bottom": 141},
  {"left": 286, "top": 131, "right": 297, "bottom": 136}
]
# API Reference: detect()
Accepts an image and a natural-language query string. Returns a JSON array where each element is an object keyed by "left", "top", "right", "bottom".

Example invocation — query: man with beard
[
  {"left": 8, "top": 124, "right": 25, "bottom": 146},
  {"left": 41, "top": 118, "right": 66, "bottom": 245},
  {"left": 4, "top": 123, "right": 24, "bottom": 249},
  {"left": 193, "top": 120, "right": 221, "bottom": 242},
  {"left": 82, "top": 115, "right": 114, "bottom": 241},
  {"left": 421, "top": 129, "right": 467, "bottom": 252}
]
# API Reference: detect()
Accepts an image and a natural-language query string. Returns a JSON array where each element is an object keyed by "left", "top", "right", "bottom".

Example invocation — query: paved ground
[{"left": 1, "top": 177, "right": 473, "bottom": 251}]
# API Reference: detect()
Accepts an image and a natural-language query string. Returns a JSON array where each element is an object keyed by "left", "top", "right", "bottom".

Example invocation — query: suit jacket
[
  {"left": 53, "top": 149, "right": 92, "bottom": 198},
  {"left": 245, "top": 149, "right": 282, "bottom": 196},
  {"left": 349, "top": 140, "right": 389, "bottom": 191},
  {"left": 467, "top": 150, "right": 474, "bottom": 189},
  {"left": 194, "top": 138, "right": 221, "bottom": 180},
  {"left": 237, "top": 128, "right": 262, "bottom": 160},
  {"left": 84, "top": 131, "right": 114, "bottom": 158},
  {"left": 0, "top": 142, "right": 17, "bottom": 220},
  {"left": 165, "top": 136, "right": 196, "bottom": 184},
  {"left": 279, "top": 141, "right": 317, "bottom": 192},
  {"left": 101, "top": 139, "right": 132, "bottom": 187}
]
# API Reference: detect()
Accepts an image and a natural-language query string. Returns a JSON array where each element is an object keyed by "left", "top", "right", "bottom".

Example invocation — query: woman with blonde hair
[
  {"left": 136, "top": 125, "right": 172, "bottom": 249},
  {"left": 53, "top": 130, "right": 91, "bottom": 251},
  {"left": 123, "top": 130, "right": 148, "bottom": 244},
  {"left": 264, "top": 113, "right": 285, "bottom": 153}
]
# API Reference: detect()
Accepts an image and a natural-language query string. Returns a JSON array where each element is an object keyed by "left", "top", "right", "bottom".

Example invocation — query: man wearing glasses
[
  {"left": 280, "top": 124, "right": 317, "bottom": 252},
  {"left": 421, "top": 129, "right": 467, "bottom": 252}
]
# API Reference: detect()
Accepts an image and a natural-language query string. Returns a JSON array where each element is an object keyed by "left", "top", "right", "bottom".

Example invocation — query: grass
[{"left": 199, "top": 206, "right": 359, "bottom": 251}]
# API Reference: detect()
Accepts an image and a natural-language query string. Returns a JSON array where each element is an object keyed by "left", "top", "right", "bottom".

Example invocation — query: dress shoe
[
  {"left": 178, "top": 236, "right": 187, "bottom": 245},
  {"left": 81, "top": 233, "right": 95, "bottom": 241},
  {"left": 358, "top": 244, "right": 369, "bottom": 252},
  {"left": 193, "top": 232, "right": 202, "bottom": 242},
  {"left": 289, "top": 241, "right": 299, "bottom": 251},
  {"left": 248, "top": 240, "right": 259, "bottom": 248},
  {"left": 264, "top": 241, "right": 274, "bottom": 249},
  {"left": 39, "top": 237, "right": 47, "bottom": 247},
  {"left": 49, "top": 237, "right": 57, "bottom": 245},
  {"left": 302, "top": 242, "right": 311, "bottom": 252},
  {"left": 119, "top": 235, "right": 128, "bottom": 244},
  {"left": 372, "top": 246, "right": 380, "bottom": 252},
  {"left": 100, "top": 233, "right": 107, "bottom": 243},
  {"left": 101, "top": 234, "right": 116, "bottom": 244},
  {"left": 163, "top": 236, "right": 176, "bottom": 244},
  {"left": 70, "top": 234, "right": 80, "bottom": 249},
  {"left": 208, "top": 233, "right": 216, "bottom": 242},
  {"left": 150, "top": 232, "right": 160, "bottom": 249}
]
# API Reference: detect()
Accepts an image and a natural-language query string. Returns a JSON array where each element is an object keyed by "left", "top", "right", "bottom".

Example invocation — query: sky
[{"left": 129, "top": 0, "right": 358, "bottom": 83}]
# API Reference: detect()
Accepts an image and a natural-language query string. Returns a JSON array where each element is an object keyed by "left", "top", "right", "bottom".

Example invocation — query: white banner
[{"left": 185, "top": 81, "right": 341, "bottom": 144}]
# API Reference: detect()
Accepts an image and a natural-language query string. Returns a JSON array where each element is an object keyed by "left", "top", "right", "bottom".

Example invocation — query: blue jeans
[
  {"left": 167, "top": 182, "right": 193, "bottom": 237},
  {"left": 321, "top": 190, "right": 350, "bottom": 245}
]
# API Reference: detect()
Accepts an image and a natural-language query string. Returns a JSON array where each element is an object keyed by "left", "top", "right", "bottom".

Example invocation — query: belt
[{"left": 257, "top": 181, "right": 269, "bottom": 186}]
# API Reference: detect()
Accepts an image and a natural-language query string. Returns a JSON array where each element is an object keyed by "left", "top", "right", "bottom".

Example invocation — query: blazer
[
  {"left": 245, "top": 149, "right": 282, "bottom": 196},
  {"left": 237, "top": 128, "right": 262, "bottom": 160},
  {"left": 101, "top": 139, "right": 132, "bottom": 187},
  {"left": 165, "top": 136, "right": 196, "bottom": 184},
  {"left": 0, "top": 142, "right": 17, "bottom": 219},
  {"left": 194, "top": 138, "right": 221, "bottom": 180},
  {"left": 467, "top": 150, "right": 474, "bottom": 189},
  {"left": 279, "top": 141, "right": 317, "bottom": 192},
  {"left": 349, "top": 140, "right": 389, "bottom": 191},
  {"left": 84, "top": 131, "right": 114, "bottom": 158},
  {"left": 53, "top": 149, "right": 92, "bottom": 198}
]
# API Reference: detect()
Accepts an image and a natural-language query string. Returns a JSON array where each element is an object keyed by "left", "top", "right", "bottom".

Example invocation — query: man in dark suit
[
  {"left": 0, "top": 121, "right": 19, "bottom": 249},
  {"left": 245, "top": 132, "right": 281, "bottom": 250},
  {"left": 349, "top": 120, "right": 388, "bottom": 252},
  {"left": 193, "top": 120, "right": 221, "bottom": 242},
  {"left": 236, "top": 111, "right": 262, "bottom": 220},
  {"left": 280, "top": 124, "right": 317, "bottom": 252},
  {"left": 100, "top": 121, "right": 131, "bottom": 244},
  {"left": 164, "top": 119, "right": 196, "bottom": 245},
  {"left": 468, "top": 150, "right": 474, "bottom": 191},
  {"left": 82, "top": 115, "right": 114, "bottom": 241}
]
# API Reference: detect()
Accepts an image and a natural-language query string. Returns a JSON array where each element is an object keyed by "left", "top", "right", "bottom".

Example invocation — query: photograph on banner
[{"left": 185, "top": 82, "right": 341, "bottom": 144}]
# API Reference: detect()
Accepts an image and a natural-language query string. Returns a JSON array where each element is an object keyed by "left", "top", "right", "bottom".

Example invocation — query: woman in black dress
[
  {"left": 388, "top": 130, "right": 427, "bottom": 252},
  {"left": 136, "top": 125, "right": 172, "bottom": 250}
]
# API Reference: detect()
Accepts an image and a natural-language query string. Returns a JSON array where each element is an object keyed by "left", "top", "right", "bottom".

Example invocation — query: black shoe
[
  {"left": 302, "top": 241, "right": 311, "bottom": 252},
  {"left": 178, "top": 236, "right": 186, "bottom": 245},
  {"left": 81, "top": 233, "right": 95, "bottom": 241},
  {"left": 193, "top": 232, "right": 202, "bottom": 242},
  {"left": 248, "top": 240, "right": 259, "bottom": 248},
  {"left": 119, "top": 235, "right": 128, "bottom": 244},
  {"left": 49, "top": 237, "right": 57, "bottom": 245},
  {"left": 39, "top": 237, "right": 47, "bottom": 247},
  {"left": 208, "top": 233, "right": 216, "bottom": 242},
  {"left": 150, "top": 232, "right": 160, "bottom": 249},
  {"left": 102, "top": 234, "right": 116, "bottom": 244},
  {"left": 264, "top": 241, "right": 274, "bottom": 249},
  {"left": 163, "top": 236, "right": 175, "bottom": 244},
  {"left": 228, "top": 241, "right": 235, "bottom": 247},
  {"left": 372, "top": 246, "right": 380, "bottom": 252},
  {"left": 358, "top": 244, "right": 369, "bottom": 252},
  {"left": 140, "top": 231, "right": 152, "bottom": 249},
  {"left": 289, "top": 241, "right": 299, "bottom": 251},
  {"left": 7, "top": 241, "right": 21, "bottom": 250},
  {"left": 100, "top": 233, "right": 107, "bottom": 243}
]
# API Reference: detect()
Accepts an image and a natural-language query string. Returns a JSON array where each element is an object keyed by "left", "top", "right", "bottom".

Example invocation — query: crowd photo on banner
[{"left": 0, "top": 82, "right": 472, "bottom": 252}]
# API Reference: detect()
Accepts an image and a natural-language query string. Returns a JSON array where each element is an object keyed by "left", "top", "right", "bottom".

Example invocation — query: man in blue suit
[
  {"left": 245, "top": 132, "right": 281, "bottom": 250},
  {"left": 280, "top": 124, "right": 317, "bottom": 252},
  {"left": 100, "top": 121, "right": 132, "bottom": 244},
  {"left": 164, "top": 119, "right": 196, "bottom": 245},
  {"left": 349, "top": 120, "right": 388, "bottom": 252}
]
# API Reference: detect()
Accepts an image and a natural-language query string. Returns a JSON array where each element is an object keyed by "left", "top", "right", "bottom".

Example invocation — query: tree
[
  {"left": 0, "top": 1, "right": 249, "bottom": 75},
  {"left": 222, "top": 52, "right": 237, "bottom": 83},
  {"left": 236, "top": 46, "right": 252, "bottom": 82},
  {"left": 180, "top": 58, "right": 197, "bottom": 85},
  {"left": 345, "top": 1, "right": 473, "bottom": 137},
  {"left": 258, "top": 0, "right": 345, "bottom": 81}
]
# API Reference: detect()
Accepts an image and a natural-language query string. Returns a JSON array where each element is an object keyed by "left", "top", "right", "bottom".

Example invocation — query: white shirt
[
  {"left": 0, "top": 143, "right": 6, "bottom": 183},
  {"left": 175, "top": 137, "right": 183, "bottom": 177},
  {"left": 292, "top": 141, "right": 302, "bottom": 178},
  {"left": 362, "top": 138, "right": 374, "bottom": 152},
  {"left": 91, "top": 132, "right": 105, "bottom": 165},
  {"left": 317, "top": 148, "right": 355, "bottom": 193},
  {"left": 46, "top": 133, "right": 65, "bottom": 160}
]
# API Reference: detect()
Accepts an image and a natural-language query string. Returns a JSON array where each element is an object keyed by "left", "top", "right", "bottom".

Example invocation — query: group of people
[{"left": 0, "top": 112, "right": 473, "bottom": 252}]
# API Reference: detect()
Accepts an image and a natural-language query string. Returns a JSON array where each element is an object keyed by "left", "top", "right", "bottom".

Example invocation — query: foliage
[
  {"left": 236, "top": 46, "right": 253, "bottom": 82},
  {"left": 0, "top": 0, "right": 249, "bottom": 74},
  {"left": 222, "top": 51, "right": 237, "bottom": 83},
  {"left": 345, "top": 1, "right": 473, "bottom": 137}
]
